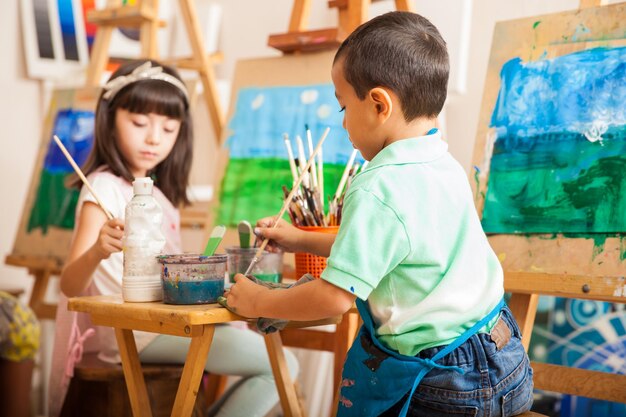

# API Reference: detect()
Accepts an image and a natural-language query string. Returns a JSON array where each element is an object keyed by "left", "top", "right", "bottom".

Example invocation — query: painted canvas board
[
  {"left": 482, "top": 46, "right": 625, "bottom": 234},
  {"left": 20, "top": 0, "right": 90, "bottom": 79},
  {"left": 11, "top": 88, "right": 99, "bottom": 263},
  {"left": 216, "top": 52, "right": 362, "bottom": 227},
  {"left": 471, "top": 5, "right": 626, "bottom": 417},
  {"left": 471, "top": 4, "right": 625, "bottom": 277}
]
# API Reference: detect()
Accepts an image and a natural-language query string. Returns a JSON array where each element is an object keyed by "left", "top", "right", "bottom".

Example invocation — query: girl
[{"left": 49, "top": 60, "right": 299, "bottom": 417}]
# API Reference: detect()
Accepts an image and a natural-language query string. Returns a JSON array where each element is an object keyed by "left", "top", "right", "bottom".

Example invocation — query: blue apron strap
[
  {"left": 432, "top": 299, "right": 505, "bottom": 362},
  {"left": 398, "top": 299, "right": 505, "bottom": 417}
]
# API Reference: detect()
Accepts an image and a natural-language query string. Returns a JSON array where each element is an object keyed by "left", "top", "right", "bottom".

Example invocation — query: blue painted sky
[
  {"left": 44, "top": 109, "right": 94, "bottom": 174},
  {"left": 490, "top": 47, "right": 625, "bottom": 141},
  {"left": 226, "top": 84, "right": 361, "bottom": 164}
]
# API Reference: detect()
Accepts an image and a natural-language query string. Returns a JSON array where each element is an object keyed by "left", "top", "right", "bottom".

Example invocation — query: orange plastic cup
[{"left": 294, "top": 226, "right": 340, "bottom": 279}]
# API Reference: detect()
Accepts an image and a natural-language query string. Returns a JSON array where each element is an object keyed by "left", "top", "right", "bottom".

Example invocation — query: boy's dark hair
[
  {"left": 334, "top": 11, "right": 449, "bottom": 121},
  {"left": 69, "top": 59, "right": 192, "bottom": 206}
]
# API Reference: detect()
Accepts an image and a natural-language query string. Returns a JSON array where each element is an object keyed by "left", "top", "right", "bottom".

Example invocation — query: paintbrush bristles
[
  {"left": 53, "top": 135, "right": 114, "bottom": 220},
  {"left": 244, "top": 127, "right": 331, "bottom": 276}
]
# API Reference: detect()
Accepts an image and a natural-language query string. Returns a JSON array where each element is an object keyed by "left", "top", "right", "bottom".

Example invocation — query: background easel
[
  {"left": 268, "top": 0, "right": 414, "bottom": 53},
  {"left": 473, "top": 0, "right": 626, "bottom": 409},
  {"left": 85, "top": 0, "right": 225, "bottom": 141}
]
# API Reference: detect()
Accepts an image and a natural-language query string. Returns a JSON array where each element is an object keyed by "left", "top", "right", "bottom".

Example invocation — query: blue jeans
[{"left": 380, "top": 306, "right": 533, "bottom": 417}]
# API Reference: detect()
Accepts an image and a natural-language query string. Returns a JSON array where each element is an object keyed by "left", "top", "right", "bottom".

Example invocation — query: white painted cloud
[
  {"left": 300, "top": 89, "right": 319, "bottom": 104},
  {"left": 251, "top": 94, "right": 264, "bottom": 110},
  {"left": 317, "top": 104, "right": 332, "bottom": 119}
]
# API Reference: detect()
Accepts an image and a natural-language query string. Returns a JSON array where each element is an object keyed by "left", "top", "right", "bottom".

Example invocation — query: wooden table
[{"left": 68, "top": 294, "right": 341, "bottom": 417}]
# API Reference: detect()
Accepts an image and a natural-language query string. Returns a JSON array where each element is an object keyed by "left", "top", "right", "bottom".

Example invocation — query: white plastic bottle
[{"left": 122, "top": 177, "right": 166, "bottom": 302}]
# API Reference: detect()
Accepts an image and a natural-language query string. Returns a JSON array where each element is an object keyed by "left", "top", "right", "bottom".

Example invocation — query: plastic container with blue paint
[{"left": 157, "top": 254, "right": 227, "bottom": 304}]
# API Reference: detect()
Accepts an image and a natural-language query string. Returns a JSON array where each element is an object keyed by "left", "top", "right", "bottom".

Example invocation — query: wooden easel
[
  {"left": 474, "top": 0, "right": 626, "bottom": 407},
  {"left": 268, "top": 0, "right": 414, "bottom": 53},
  {"left": 4, "top": 255, "right": 61, "bottom": 320},
  {"left": 85, "top": 0, "right": 225, "bottom": 142}
]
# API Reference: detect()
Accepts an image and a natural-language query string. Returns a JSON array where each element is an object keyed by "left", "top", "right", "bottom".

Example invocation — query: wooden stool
[{"left": 60, "top": 353, "right": 208, "bottom": 417}]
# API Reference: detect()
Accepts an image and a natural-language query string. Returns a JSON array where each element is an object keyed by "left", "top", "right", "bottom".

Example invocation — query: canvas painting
[
  {"left": 20, "top": 0, "right": 89, "bottom": 79},
  {"left": 481, "top": 46, "right": 626, "bottom": 234},
  {"left": 217, "top": 83, "right": 360, "bottom": 227}
]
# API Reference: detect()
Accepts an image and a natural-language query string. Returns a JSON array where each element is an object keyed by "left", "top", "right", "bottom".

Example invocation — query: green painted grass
[
  {"left": 28, "top": 171, "right": 79, "bottom": 233},
  {"left": 217, "top": 158, "right": 347, "bottom": 226}
]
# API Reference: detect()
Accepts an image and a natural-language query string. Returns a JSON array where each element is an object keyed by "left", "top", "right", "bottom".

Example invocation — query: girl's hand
[
  {"left": 93, "top": 218, "right": 125, "bottom": 260},
  {"left": 223, "top": 274, "right": 269, "bottom": 318},
  {"left": 254, "top": 217, "right": 302, "bottom": 253}
]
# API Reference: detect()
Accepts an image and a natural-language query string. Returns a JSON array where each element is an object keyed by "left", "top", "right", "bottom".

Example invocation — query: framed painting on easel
[
  {"left": 20, "top": 0, "right": 90, "bottom": 79},
  {"left": 471, "top": 3, "right": 625, "bottom": 416}
]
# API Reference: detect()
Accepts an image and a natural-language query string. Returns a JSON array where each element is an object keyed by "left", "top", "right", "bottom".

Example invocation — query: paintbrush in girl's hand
[
  {"left": 53, "top": 135, "right": 114, "bottom": 220},
  {"left": 244, "top": 127, "right": 331, "bottom": 276}
]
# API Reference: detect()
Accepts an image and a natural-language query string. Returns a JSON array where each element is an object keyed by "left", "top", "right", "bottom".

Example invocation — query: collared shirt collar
[{"left": 363, "top": 130, "right": 447, "bottom": 172}]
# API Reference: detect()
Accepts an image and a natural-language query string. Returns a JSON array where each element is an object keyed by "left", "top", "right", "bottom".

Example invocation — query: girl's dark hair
[
  {"left": 334, "top": 11, "right": 449, "bottom": 121},
  {"left": 69, "top": 59, "right": 192, "bottom": 206}
]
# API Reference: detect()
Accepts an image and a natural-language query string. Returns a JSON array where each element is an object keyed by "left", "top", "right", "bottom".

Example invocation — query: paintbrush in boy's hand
[{"left": 244, "top": 127, "right": 330, "bottom": 276}]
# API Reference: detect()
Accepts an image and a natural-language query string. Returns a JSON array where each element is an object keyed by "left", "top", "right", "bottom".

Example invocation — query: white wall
[
  {"left": 2, "top": 0, "right": 599, "bottom": 415},
  {"left": 0, "top": 0, "right": 44, "bottom": 297}
]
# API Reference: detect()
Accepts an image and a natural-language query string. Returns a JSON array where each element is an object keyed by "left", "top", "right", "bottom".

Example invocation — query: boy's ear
[{"left": 369, "top": 87, "right": 393, "bottom": 121}]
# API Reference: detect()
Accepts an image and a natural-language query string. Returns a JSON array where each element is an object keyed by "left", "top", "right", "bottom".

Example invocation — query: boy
[{"left": 225, "top": 11, "right": 533, "bottom": 417}]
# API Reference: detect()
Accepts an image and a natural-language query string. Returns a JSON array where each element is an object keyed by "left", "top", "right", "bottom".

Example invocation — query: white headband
[{"left": 102, "top": 61, "right": 189, "bottom": 102}]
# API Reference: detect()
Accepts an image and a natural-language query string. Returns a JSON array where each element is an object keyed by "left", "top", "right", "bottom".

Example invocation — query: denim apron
[{"left": 337, "top": 298, "right": 505, "bottom": 417}]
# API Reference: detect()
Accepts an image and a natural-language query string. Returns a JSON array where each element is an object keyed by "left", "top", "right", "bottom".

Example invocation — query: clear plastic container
[
  {"left": 226, "top": 247, "right": 283, "bottom": 283},
  {"left": 158, "top": 254, "right": 227, "bottom": 304},
  {"left": 122, "top": 177, "right": 166, "bottom": 302}
]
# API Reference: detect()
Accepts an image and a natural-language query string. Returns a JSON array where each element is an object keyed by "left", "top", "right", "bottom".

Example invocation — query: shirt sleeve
[
  {"left": 321, "top": 188, "right": 410, "bottom": 300},
  {"left": 77, "top": 173, "right": 125, "bottom": 219}
]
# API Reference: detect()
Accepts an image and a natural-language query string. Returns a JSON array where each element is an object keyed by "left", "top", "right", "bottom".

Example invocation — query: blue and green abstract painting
[
  {"left": 482, "top": 47, "right": 626, "bottom": 234},
  {"left": 28, "top": 109, "right": 94, "bottom": 233},
  {"left": 217, "top": 84, "right": 359, "bottom": 226}
]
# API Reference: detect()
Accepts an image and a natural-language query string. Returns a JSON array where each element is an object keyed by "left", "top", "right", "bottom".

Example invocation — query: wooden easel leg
[
  {"left": 178, "top": 0, "right": 224, "bottom": 141},
  {"left": 114, "top": 328, "right": 153, "bottom": 417},
  {"left": 508, "top": 293, "right": 539, "bottom": 352},
  {"left": 172, "top": 325, "right": 215, "bottom": 417},
  {"left": 140, "top": 0, "right": 159, "bottom": 58},
  {"left": 338, "top": 0, "right": 368, "bottom": 38},
  {"left": 288, "top": 0, "right": 311, "bottom": 32},
  {"left": 27, "top": 268, "right": 56, "bottom": 320},
  {"left": 86, "top": 26, "right": 114, "bottom": 86},
  {"left": 394, "top": 0, "right": 415, "bottom": 12},
  {"left": 264, "top": 332, "right": 302, "bottom": 417}
]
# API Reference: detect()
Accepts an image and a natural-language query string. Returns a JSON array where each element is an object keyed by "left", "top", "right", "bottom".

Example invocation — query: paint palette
[{"left": 157, "top": 254, "right": 227, "bottom": 305}]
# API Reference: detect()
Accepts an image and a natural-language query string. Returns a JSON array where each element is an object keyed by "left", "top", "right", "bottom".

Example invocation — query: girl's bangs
[{"left": 114, "top": 80, "right": 187, "bottom": 119}]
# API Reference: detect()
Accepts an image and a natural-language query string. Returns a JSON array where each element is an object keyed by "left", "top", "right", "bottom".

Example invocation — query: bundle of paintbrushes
[{"left": 282, "top": 126, "right": 367, "bottom": 227}]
